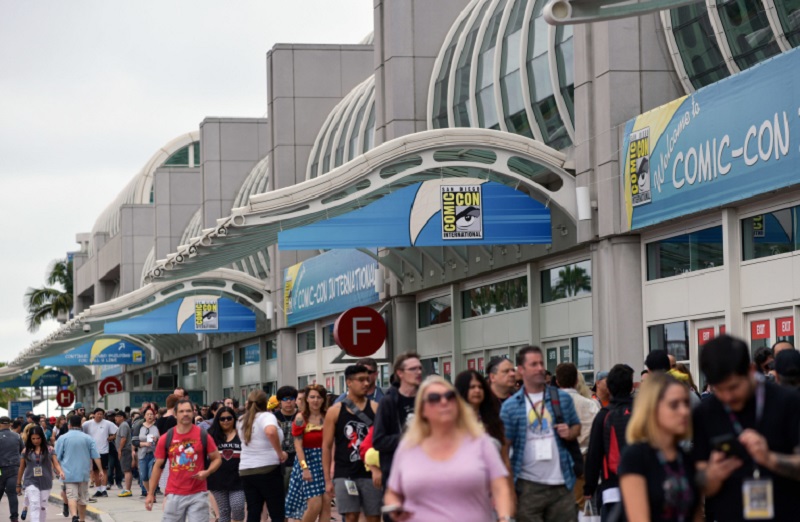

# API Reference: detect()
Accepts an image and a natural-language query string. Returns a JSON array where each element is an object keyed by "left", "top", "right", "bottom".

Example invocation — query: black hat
[
  {"left": 775, "top": 349, "right": 800, "bottom": 377},
  {"left": 645, "top": 350, "right": 671, "bottom": 372},
  {"left": 0, "top": 417, "right": 10, "bottom": 424}
]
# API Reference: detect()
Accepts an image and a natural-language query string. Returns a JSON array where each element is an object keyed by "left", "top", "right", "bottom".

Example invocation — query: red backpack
[{"left": 602, "top": 403, "right": 632, "bottom": 479}]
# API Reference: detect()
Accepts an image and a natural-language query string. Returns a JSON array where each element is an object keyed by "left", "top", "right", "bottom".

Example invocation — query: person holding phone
[
  {"left": 384, "top": 376, "right": 513, "bottom": 522},
  {"left": 619, "top": 373, "right": 702, "bottom": 521}
]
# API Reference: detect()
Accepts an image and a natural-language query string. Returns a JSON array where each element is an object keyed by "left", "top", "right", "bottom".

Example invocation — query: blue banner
[
  {"left": 0, "top": 369, "right": 71, "bottom": 388},
  {"left": 10, "top": 401, "right": 35, "bottom": 419},
  {"left": 278, "top": 180, "right": 552, "bottom": 249},
  {"left": 622, "top": 47, "right": 800, "bottom": 230},
  {"left": 40, "top": 339, "right": 147, "bottom": 366},
  {"left": 105, "top": 296, "right": 256, "bottom": 335},
  {"left": 283, "top": 249, "right": 379, "bottom": 326}
]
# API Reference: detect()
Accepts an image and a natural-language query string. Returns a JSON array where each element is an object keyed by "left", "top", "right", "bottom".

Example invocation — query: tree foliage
[{"left": 24, "top": 258, "right": 73, "bottom": 333}]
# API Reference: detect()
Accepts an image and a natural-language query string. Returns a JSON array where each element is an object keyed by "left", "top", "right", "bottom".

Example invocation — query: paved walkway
[{"left": 0, "top": 481, "right": 340, "bottom": 521}]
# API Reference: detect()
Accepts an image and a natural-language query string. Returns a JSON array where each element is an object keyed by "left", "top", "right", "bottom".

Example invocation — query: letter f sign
[{"left": 353, "top": 317, "right": 372, "bottom": 345}]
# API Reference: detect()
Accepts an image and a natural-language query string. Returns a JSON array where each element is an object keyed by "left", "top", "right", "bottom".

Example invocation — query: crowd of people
[{"left": 0, "top": 338, "right": 797, "bottom": 521}]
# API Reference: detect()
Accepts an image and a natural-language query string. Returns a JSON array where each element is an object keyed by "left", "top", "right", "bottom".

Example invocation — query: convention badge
[
  {"left": 742, "top": 478, "right": 774, "bottom": 520},
  {"left": 533, "top": 438, "right": 552, "bottom": 461},
  {"left": 33, "top": 466, "right": 43, "bottom": 477},
  {"left": 345, "top": 479, "right": 359, "bottom": 496}
]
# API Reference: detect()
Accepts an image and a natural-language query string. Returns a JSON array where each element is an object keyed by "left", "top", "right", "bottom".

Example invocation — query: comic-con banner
[
  {"left": 284, "top": 249, "right": 380, "bottom": 326},
  {"left": 105, "top": 296, "right": 255, "bottom": 334},
  {"left": 277, "top": 179, "right": 551, "bottom": 249},
  {"left": 622, "top": 47, "right": 800, "bottom": 230},
  {"left": 40, "top": 339, "right": 147, "bottom": 366}
]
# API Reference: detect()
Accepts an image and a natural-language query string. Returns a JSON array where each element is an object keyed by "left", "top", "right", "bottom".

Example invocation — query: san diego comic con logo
[
  {"left": 628, "top": 128, "right": 651, "bottom": 207},
  {"left": 441, "top": 185, "right": 483, "bottom": 239}
]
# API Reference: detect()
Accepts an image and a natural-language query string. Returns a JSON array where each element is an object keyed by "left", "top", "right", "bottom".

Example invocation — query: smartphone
[
  {"left": 711, "top": 433, "right": 747, "bottom": 459},
  {"left": 381, "top": 504, "right": 409, "bottom": 515}
]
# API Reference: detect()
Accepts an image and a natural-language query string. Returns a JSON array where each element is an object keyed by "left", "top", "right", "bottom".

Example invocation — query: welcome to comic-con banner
[{"left": 622, "top": 48, "right": 800, "bottom": 231}]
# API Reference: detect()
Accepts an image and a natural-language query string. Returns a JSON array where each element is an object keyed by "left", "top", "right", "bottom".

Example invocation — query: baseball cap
[
  {"left": 596, "top": 371, "right": 609, "bottom": 382},
  {"left": 74, "top": 402, "right": 84, "bottom": 409},
  {"left": 775, "top": 349, "right": 800, "bottom": 377},
  {"left": 0, "top": 417, "right": 10, "bottom": 424},
  {"left": 645, "top": 350, "right": 671, "bottom": 372}
]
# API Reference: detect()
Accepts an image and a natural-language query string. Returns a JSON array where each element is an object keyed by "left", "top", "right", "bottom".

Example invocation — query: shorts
[
  {"left": 93, "top": 453, "right": 109, "bottom": 472},
  {"left": 120, "top": 449, "right": 133, "bottom": 473},
  {"left": 65, "top": 482, "right": 90, "bottom": 505},
  {"left": 333, "top": 477, "right": 382, "bottom": 517}
]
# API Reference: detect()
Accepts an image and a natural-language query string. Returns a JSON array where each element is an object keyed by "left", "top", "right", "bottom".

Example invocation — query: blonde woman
[
  {"left": 384, "top": 376, "right": 513, "bottom": 522},
  {"left": 619, "top": 373, "right": 699, "bottom": 521},
  {"left": 237, "top": 390, "right": 287, "bottom": 522}
]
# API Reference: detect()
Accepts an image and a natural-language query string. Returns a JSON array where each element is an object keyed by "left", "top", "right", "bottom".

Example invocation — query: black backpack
[
  {"left": 602, "top": 402, "right": 633, "bottom": 480},
  {"left": 548, "top": 387, "right": 585, "bottom": 477}
]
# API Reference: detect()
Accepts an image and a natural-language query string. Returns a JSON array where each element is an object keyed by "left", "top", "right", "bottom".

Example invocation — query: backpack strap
[
  {"left": 342, "top": 398, "right": 374, "bottom": 427},
  {"left": 548, "top": 386, "right": 565, "bottom": 424}
]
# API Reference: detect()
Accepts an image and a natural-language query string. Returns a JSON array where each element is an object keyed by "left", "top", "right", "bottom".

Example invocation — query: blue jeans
[{"left": 139, "top": 453, "right": 155, "bottom": 494}]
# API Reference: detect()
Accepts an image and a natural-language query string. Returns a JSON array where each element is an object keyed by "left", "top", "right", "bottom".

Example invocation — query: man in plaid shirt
[{"left": 501, "top": 346, "right": 581, "bottom": 522}]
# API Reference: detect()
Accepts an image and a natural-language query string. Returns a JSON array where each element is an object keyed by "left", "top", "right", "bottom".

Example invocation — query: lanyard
[
  {"left": 722, "top": 376, "right": 766, "bottom": 478},
  {"left": 656, "top": 450, "right": 692, "bottom": 522},
  {"left": 32, "top": 450, "right": 41, "bottom": 466},
  {"left": 523, "top": 387, "right": 547, "bottom": 433}
]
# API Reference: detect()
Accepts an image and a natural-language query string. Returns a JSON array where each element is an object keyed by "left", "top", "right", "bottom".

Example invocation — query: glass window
[
  {"left": 432, "top": 9, "right": 473, "bottom": 129},
  {"left": 646, "top": 226, "right": 723, "bottom": 280},
  {"left": 362, "top": 104, "right": 376, "bottom": 153},
  {"left": 223, "top": 387, "right": 234, "bottom": 399},
  {"left": 133, "top": 374, "right": 140, "bottom": 388},
  {"left": 571, "top": 336, "right": 594, "bottom": 383},
  {"left": 775, "top": 0, "right": 800, "bottom": 47},
  {"left": 670, "top": 3, "right": 730, "bottom": 89},
  {"left": 421, "top": 358, "right": 440, "bottom": 377},
  {"left": 476, "top": 0, "right": 507, "bottom": 129},
  {"left": 742, "top": 208, "right": 795, "bottom": 260},
  {"left": 554, "top": 25, "right": 575, "bottom": 122},
  {"left": 649, "top": 321, "right": 689, "bottom": 361},
  {"left": 418, "top": 295, "right": 453, "bottom": 328},
  {"left": 541, "top": 260, "right": 591, "bottom": 303},
  {"left": 348, "top": 94, "right": 370, "bottom": 162},
  {"left": 715, "top": 0, "right": 780, "bottom": 70},
  {"left": 163, "top": 144, "right": 191, "bottom": 167},
  {"left": 181, "top": 358, "right": 197, "bottom": 376},
  {"left": 222, "top": 351, "right": 234, "bottom": 369},
  {"left": 462, "top": 276, "right": 528, "bottom": 318},
  {"left": 239, "top": 344, "right": 260, "bottom": 366},
  {"left": 453, "top": 1, "right": 491, "bottom": 127},
  {"left": 322, "top": 324, "right": 335, "bottom": 347},
  {"left": 298, "top": 375, "right": 312, "bottom": 389},
  {"left": 499, "top": 0, "right": 533, "bottom": 138},
  {"left": 201, "top": 357, "right": 208, "bottom": 373},
  {"left": 144, "top": 371, "right": 153, "bottom": 385},
  {"left": 170, "top": 364, "right": 178, "bottom": 376},
  {"left": 266, "top": 339, "right": 278, "bottom": 360},
  {"left": 297, "top": 330, "right": 316, "bottom": 354}
]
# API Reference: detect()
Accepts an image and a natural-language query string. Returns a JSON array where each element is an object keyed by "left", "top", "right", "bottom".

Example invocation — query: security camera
[{"left": 82, "top": 324, "right": 91, "bottom": 333}]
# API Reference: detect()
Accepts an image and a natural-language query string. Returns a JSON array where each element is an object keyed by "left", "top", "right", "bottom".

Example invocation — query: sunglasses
[
  {"left": 281, "top": 397, "right": 296, "bottom": 402},
  {"left": 219, "top": 416, "right": 235, "bottom": 422},
  {"left": 424, "top": 390, "right": 457, "bottom": 405}
]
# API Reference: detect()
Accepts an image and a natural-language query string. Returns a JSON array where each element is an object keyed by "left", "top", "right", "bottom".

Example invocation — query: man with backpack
[
  {"left": 145, "top": 398, "right": 222, "bottom": 521},
  {"left": 583, "top": 363, "right": 635, "bottom": 521}
]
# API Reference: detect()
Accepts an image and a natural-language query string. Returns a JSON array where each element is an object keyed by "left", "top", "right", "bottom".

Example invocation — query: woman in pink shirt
[{"left": 384, "top": 376, "right": 514, "bottom": 522}]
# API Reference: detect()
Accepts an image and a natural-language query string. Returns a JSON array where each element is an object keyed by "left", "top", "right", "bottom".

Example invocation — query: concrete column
[
  {"left": 591, "top": 236, "right": 644, "bottom": 371},
  {"left": 278, "top": 329, "right": 298, "bottom": 387},
  {"left": 450, "top": 284, "right": 463, "bottom": 374},
  {"left": 207, "top": 349, "right": 223, "bottom": 402},
  {"left": 722, "top": 208, "right": 743, "bottom": 336},
  {"left": 391, "top": 295, "right": 418, "bottom": 361},
  {"left": 529, "top": 262, "right": 542, "bottom": 348}
]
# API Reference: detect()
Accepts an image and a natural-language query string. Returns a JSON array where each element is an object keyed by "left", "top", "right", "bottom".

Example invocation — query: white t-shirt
[
  {"left": 82, "top": 419, "right": 118, "bottom": 455},
  {"left": 237, "top": 411, "right": 283, "bottom": 470},
  {"left": 519, "top": 392, "right": 564, "bottom": 485}
]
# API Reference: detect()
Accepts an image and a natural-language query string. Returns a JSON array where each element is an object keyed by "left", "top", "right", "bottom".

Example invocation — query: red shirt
[{"left": 155, "top": 424, "right": 218, "bottom": 496}]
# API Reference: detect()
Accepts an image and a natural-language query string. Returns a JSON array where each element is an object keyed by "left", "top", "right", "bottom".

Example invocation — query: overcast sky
[{"left": 0, "top": 1, "right": 373, "bottom": 363}]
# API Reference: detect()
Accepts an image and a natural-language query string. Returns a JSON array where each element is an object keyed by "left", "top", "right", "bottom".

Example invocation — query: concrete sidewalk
[{"left": 47, "top": 481, "right": 180, "bottom": 522}]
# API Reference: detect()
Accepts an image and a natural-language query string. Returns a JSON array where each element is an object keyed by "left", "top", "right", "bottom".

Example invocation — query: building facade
[{"left": 9, "top": 0, "right": 800, "bottom": 405}]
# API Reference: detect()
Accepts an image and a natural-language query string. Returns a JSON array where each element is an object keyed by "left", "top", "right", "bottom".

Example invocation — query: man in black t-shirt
[
  {"left": 373, "top": 353, "right": 422, "bottom": 487},
  {"left": 693, "top": 335, "right": 800, "bottom": 521},
  {"left": 273, "top": 385, "right": 298, "bottom": 491}
]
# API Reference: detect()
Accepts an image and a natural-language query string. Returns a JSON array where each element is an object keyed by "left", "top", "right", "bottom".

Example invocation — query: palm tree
[
  {"left": 24, "top": 258, "right": 73, "bottom": 332},
  {"left": 552, "top": 264, "right": 591, "bottom": 299}
]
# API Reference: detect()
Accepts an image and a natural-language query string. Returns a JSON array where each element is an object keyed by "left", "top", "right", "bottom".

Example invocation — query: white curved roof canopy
[
  {"left": 146, "top": 127, "right": 576, "bottom": 282},
  {"left": 90, "top": 131, "right": 199, "bottom": 254}
]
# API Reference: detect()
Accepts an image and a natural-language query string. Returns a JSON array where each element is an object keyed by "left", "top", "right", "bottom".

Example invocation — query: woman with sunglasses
[
  {"left": 384, "top": 376, "right": 513, "bottom": 522},
  {"left": 454, "top": 370, "right": 510, "bottom": 468},
  {"left": 16, "top": 426, "right": 64, "bottom": 522},
  {"left": 136, "top": 407, "right": 159, "bottom": 498},
  {"left": 619, "top": 373, "right": 700, "bottom": 521},
  {"left": 208, "top": 407, "right": 244, "bottom": 522},
  {"left": 285, "top": 384, "right": 330, "bottom": 522}
]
